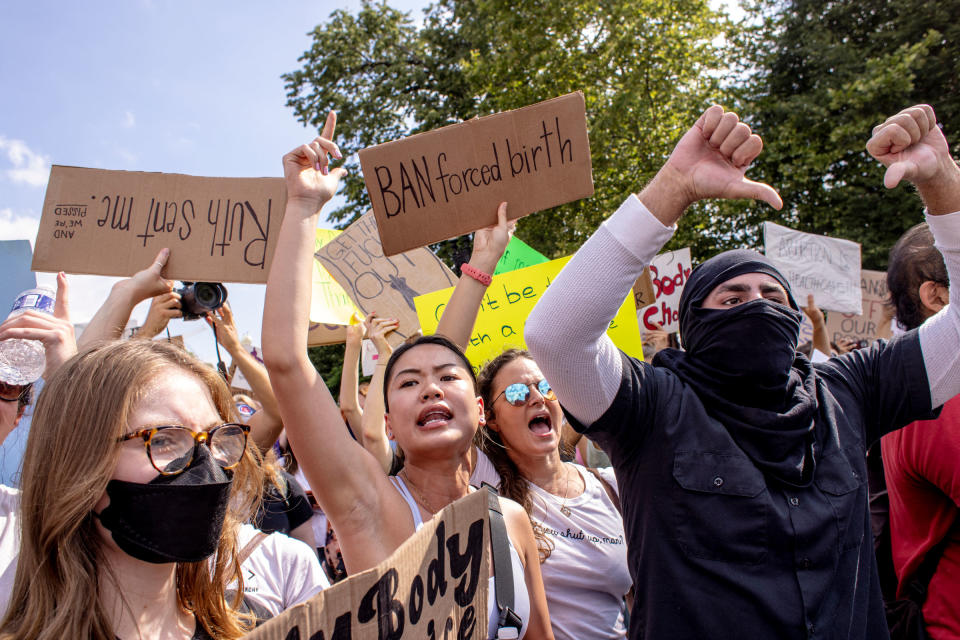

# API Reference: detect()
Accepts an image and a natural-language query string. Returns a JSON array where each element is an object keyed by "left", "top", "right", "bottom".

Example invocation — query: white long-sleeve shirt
[{"left": 525, "top": 194, "right": 960, "bottom": 424}]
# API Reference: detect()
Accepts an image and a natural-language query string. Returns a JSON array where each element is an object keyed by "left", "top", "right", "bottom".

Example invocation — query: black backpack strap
[{"left": 482, "top": 483, "right": 523, "bottom": 639}]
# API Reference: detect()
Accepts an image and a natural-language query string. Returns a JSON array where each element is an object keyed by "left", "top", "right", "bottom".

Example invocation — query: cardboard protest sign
[
  {"left": 313, "top": 228, "right": 362, "bottom": 324},
  {"left": 494, "top": 236, "right": 548, "bottom": 275},
  {"left": 246, "top": 489, "right": 490, "bottom": 640},
  {"left": 307, "top": 322, "right": 349, "bottom": 347},
  {"left": 763, "top": 221, "right": 862, "bottom": 315},
  {"left": 32, "top": 166, "right": 285, "bottom": 283},
  {"left": 415, "top": 256, "right": 644, "bottom": 372},
  {"left": 632, "top": 268, "right": 656, "bottom": 311},
  {"left": 316, "top": 212, "right": 457, "bottom": 346},
  {"left": 637, "top": 248, "right": 692, "bottom": 333},
  {"left": 359, "top": 92, "right": 594, "bottom": 256},
  {"left": 825, "top": 269, "right": 892, "bottom": 345}
]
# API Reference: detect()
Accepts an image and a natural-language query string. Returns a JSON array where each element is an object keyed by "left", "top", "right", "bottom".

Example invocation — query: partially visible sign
[
  {"left": 316, "top": 212, "right": 457, "bottom": 346},
  {"left": 359, "top": 92, "right": 594, "bottom": 256},
  {"left": 313, "top": 228, "right": 362, "bottom": 324},
  {"left": 307, "top": 322, "right": 348, "bottom": 347},
  {"left": 494, "top": 236, "right": 549, "bottom": 275},
  {"left": 637, "top": 248, "right": 692, "bottom": 333},
  {"left": 764, "top": 221, "right": 862, "bottom": 314},
  {"left": 246, "top": 490, "right": 490, "bottom": 640},
  {"left": 415, "top": 256, "right": 644, "bottom": 372},
  {"left": 825, "top": 269, "right": 892, "bottom": 345},
  {"left": 632, "top": 268, "right": 656, "bottom": 311},
  {"left": 33, "top": 166, "right": 285, "bottom": 283},
  {"left": 0, "top": 240, "right": 37, "bottom": 309}
]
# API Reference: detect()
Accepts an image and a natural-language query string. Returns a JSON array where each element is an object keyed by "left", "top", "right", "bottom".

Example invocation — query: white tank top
[{"left": 390, "top": 476, "right": 530, "bottom": 639}]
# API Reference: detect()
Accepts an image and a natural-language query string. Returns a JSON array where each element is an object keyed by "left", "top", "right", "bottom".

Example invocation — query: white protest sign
[
  {"left": 763, "top": 221, "right": 862, "bottom": 314},
  {"left": 361, "top": 339, "right": 379, "bottom": 377},
  {"left": 637, "top": 248, "right": 692, "bottom": 333},
  {"left": 246, "top": 489, "right": 490, "bottom": 640}
]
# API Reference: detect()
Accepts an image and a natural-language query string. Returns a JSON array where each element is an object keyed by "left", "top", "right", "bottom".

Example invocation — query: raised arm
[
  {"left": 867, "top": 105, "right": 960, "bottom": 407},
  {"left": 526, "top": 105, "right": 781, "bottom": 424},
  {"left": 359, "top": 312, "right": 399, "bottom": 473},
  {"left": 136, "top": 291, "right": 182, "bottom": 340},
  {"left": 77, "top": 249, "right": 174, "bottom": 349},
  {"left": 206, "top": 302, "right": 283, "bottom": 451},
  {"left": 802, "top": 295, "right": 833, "bottom": 357},
  {"left": 339, "top": 321, "right": 364, "bottom": 442},
  {"left": 434, "top": 202, "right": 513, "bottom": 350},
  {"left": 261, "top": 113, "right": 397, "bottom": 542}
]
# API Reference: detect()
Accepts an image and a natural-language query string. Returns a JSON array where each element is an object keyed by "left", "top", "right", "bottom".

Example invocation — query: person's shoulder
[
  {"left": 250, "top": 528, "right": 318, "bottom": 564},
  {"left": 0, "top": 484, "right": 20, "bottom": 515}
]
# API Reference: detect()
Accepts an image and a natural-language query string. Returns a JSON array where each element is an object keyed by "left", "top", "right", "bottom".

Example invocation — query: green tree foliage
[
  {"left": 284, "top": 0, "right": 733, "bottom": 260},
  {"left": 307, "top": 343, "right": 346, "bottom": 397},
  {"left": 729, "top": 0, "right": 960, "bottom": 268}
]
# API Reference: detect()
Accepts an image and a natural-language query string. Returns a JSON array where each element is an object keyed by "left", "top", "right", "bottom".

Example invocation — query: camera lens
[{"left": 194, "top": 283, "right": 223, "bottom": 308}]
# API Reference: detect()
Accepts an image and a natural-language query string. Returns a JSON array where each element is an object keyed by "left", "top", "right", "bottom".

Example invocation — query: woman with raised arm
[
  {"left": 433, "top": 205, "right": 631, "bottom": 639},
  {"left": 261, "top": 112, "right": 553, "bottom": 640},
  {"left": 524, "top": 104, "right": 960, "bottom": 640}
]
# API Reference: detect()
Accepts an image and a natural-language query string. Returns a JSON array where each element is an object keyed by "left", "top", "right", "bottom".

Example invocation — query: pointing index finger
[{"left": 320, "top": 111, "right": 337, "bottom": 142}]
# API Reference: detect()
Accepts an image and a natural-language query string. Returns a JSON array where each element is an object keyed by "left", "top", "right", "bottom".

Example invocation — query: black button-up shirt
[{"left": 564, "top": 331, "right": 936, "bottom": 640}]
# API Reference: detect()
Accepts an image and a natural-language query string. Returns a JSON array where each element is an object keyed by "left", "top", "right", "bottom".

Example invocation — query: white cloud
[
  {"left": 0, "top": 208, "right": 40, "bottom": 247},
  {"left": 122, "top": 111, "right": 136, "bottom": 128},
  {"left": 0, "top": 136, "right": 50, "bottom": 188}
]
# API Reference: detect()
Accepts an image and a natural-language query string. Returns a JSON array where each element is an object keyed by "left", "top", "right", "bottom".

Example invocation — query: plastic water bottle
[{"left": 0, "top": 286, "right": 56, "bottom": 385}]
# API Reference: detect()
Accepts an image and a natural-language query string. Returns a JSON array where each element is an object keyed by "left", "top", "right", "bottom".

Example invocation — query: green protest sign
[{"left": 493, "top": 236, "right": 548, "bottom": 275}]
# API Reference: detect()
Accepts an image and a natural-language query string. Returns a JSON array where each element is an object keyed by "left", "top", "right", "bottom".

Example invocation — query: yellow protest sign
[
  {"left": 311, "top": 228, "right": 361, "bottom": 324},
  {"left": 415, "top": 256, "right": 643, "bottom": 371}
]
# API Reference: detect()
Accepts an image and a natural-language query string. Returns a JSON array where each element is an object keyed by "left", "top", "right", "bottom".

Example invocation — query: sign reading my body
[
  {"left": 373, "top": 117, "right": 574, "bottom": 218},
  {"left": 58, "top": 193, "right": 273, "bottom": 269}
]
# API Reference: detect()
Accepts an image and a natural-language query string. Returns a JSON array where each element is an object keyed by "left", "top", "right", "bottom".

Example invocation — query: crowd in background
[{"left": 0, "top": 102, "right": 958, "bottom": 640}]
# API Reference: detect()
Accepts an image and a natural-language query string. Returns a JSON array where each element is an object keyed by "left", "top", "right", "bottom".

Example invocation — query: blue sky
[{"left": 0, "top": 0, "right": 427, "bottom": 362}]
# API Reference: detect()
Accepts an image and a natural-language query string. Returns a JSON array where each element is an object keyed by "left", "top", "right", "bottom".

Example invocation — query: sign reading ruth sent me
[
  {"left": 33, "top": 166, "right": 285, "bottom": 284},
  {"left": 359, "top": 92, "right": 594, "bottom": 256}
]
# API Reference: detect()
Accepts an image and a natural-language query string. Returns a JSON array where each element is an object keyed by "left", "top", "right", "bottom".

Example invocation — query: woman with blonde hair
[{"left": 0, "top": 339, "right": 263, "bottom": 639}]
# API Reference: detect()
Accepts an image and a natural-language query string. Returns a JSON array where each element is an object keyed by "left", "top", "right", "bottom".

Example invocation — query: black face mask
[
  {"left": 95, "top": 447, "right": 234, "bottom": 564},
  {"left": 653, "top": 249, "right": 821, "bottom": 487},
  {"left": 683, "top": 298, "right": 802, "bottom": 404}
]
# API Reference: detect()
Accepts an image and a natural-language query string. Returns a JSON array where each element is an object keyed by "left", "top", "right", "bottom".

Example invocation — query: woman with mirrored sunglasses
[
  {"left": 263, "top": 115, "right": 554, "bottom": 640},
  {"left": 429, "top": 209, "right": 631, "bottom": 640},
  {"left": 0, "top": 339, "right": 266, "bottom": 639}
]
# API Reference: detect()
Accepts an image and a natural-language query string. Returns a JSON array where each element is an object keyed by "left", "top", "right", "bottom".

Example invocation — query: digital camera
[{"left": 175, "top": 282, "right": 228, "bottom": 321}]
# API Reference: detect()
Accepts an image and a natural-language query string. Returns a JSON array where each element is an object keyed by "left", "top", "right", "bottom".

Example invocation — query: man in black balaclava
[{"left": 527, "top": 104, "right": 960, "bottom": 640}]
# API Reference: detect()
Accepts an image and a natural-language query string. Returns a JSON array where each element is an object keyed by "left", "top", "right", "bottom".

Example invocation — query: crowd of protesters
[{"left": 0, "top": 101, "right": 957, "bottom": 640}]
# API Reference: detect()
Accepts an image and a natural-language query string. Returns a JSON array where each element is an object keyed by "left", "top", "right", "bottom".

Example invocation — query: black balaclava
[
  {"left": 654, "top": 249, "right": 822, "bottom": 487},
  {"left": 96, "top": 445, "right": 234, "bottom": 563}
]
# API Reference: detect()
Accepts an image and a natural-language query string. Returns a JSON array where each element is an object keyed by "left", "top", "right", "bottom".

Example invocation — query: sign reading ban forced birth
[
  {"left": 359, "top": 92, "right": 594, "bottom": 256},
  {"left": 247, "top": 489, "right": 490, "bottom": 640},
  {"left": 315, "top": 212, "right": 457, "bottom": 346},
  {"left": 763, "top": 221, "right": 862, "bottom": 315},
  {"left": 415, "top": 256, "right": 644, "bottom": 372},
  {"left": 33, "top": 166, "right": 285, "bottom": 283}
]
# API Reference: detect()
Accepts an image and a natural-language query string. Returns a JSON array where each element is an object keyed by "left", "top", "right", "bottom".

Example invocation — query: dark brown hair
[
  {"left": 887, "top": 222, "right": 948, "bottom": 331},
  {"left": 476, "top": 349, "right": 560, "bottom": 563}
]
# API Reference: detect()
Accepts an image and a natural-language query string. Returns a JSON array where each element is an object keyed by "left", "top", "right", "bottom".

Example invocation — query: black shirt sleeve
[
  {"left": 814, "top": 329, "right": 938, "bottom": 444},
  {"left": 560, "top": 350, "right": 664, "bottom": 456}
]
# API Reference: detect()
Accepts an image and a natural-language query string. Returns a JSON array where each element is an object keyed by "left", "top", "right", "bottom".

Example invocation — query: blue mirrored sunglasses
[{"left": 495, "top": 379, "right": 556, "bottom": 407}]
